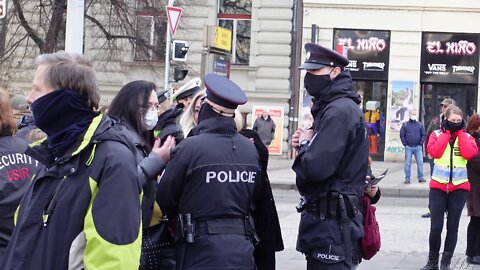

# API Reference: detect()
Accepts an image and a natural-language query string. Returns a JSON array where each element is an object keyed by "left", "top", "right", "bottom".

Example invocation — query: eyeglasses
[
  {"left": 440, "top": 104, "right": 449, "bottom": 108},
  {"left": 140, "top": 103, "right": 160, "bottom": 110}
]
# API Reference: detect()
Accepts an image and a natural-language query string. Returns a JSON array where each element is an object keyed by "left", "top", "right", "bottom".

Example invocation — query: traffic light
[
  {"left": 172, "top": 40, "right": 189, "bottom": 61},
  {"left": 173, "top": 67, "right": 188, "bottom": 82}
]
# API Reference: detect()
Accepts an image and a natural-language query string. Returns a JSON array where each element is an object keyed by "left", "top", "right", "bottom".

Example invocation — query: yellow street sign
[{"left": 214, "top": 26, "right": 232, "bottom": 52}]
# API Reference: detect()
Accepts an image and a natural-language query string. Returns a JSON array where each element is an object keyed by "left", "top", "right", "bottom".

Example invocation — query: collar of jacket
[
  {"left": 191, "top": 117, "right": 236, "bottom": 136},
  {"left": 27, "top": 114, "right": 108, "bottom": 167},
  {"left": 313, "top": 70, "right": 360, "bottom": 106},
  {"left": 122, "top": 120, "right": 149, "bottom": 157}
]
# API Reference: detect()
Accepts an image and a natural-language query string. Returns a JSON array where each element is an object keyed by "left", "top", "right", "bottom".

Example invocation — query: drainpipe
[{"left": 288, "top": 0, "right": 303, "bottom": 158}]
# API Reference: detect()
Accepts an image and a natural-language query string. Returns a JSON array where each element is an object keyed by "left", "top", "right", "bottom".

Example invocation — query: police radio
[{"left": 184, "top": 213, "right": 195, "bottom": 243}]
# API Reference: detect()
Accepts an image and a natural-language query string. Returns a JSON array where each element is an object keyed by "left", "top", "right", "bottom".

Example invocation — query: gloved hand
[{"left": 440, "top": 120, "right": 449, "bottom": 132}]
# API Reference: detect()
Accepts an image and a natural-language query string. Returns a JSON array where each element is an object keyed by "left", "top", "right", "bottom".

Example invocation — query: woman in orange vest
[{"left": 421, "top": 105, "right": 478, "bottom": 270}]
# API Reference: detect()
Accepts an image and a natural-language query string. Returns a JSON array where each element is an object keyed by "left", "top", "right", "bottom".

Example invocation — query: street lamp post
[
  {"left": 65, "top": 0, "right": 85, "bottom": 54},
  {"left": 164, "top": 0, "right": 175, "bottom": 95}
]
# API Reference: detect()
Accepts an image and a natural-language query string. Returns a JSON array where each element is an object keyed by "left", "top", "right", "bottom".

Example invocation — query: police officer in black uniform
[
  {"left": 292, "top": 43, "right": 369, "bottom": 270},
  {"left": 156, "top": 73, "right": 261, "bottom": 270}
]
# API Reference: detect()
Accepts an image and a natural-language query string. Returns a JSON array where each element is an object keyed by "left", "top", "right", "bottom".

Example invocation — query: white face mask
[
  {"left": 410, "top": 115, "right": 417, "bottom": 121},
  {"left": 142, "top": 108, "right": 158, "bottom": 130}
]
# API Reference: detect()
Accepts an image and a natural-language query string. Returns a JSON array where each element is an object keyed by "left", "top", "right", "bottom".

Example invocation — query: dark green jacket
[{"left": 2, "top": 114, "right": 142, "bottom": 270}]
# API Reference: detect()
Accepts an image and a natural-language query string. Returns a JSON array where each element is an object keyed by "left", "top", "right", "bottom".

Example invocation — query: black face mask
[
  {"left": 304, "top": 72, "right": 332, "bottom": 97},
  {"left": 447, "top": 121, "right": 463, "bottom": 133}
]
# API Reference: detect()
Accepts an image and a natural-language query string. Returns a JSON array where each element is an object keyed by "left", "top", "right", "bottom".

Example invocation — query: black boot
[
  {"left": 440, "top": 252, "right": 452, "bottom": 270},
  {"left": 421, "top": 252, "right": 439, "bottom": 270}
]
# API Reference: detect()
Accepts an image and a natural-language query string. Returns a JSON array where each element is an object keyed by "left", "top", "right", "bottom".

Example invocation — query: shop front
[
  {"left": 333, "top": 29, "right": 391, "bottom": 160},
  {"left": 420, "top": 32, "right": 479, "bottom": 130}
]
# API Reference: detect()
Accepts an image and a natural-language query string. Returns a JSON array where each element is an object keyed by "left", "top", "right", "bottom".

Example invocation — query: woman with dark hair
[
  {"left": 465, "top": 114, "right": 480, "bottom": 265},
  {"left": 0, "top": 90, "right": 40, "bottom": 263},
  {"left": 108, "top": 80, "right": 176, "bottom": 270}
]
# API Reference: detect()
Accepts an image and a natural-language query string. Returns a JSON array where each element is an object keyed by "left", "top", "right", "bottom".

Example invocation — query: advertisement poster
[
  {"left": 333, "top": 29, "right": 391, "bottom": 80},
  {"left": 385, "top": 81, "right": 415, "bottom": 160},
  {"left": 251, "top": 106, "right": 284, "bottom": 155},
  {"left": 420, "top": 32, "right": 479, "bottom": 84}
]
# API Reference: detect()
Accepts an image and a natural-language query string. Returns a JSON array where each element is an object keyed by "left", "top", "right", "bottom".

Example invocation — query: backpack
[{"left": 361, "top": 195, "right": 381, "bottom": 260}]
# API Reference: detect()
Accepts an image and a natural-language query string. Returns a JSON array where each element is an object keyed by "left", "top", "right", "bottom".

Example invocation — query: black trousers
[
  {"left": 429, "top": 188, "right": 468, "bottom": 255},
  {"left": 467, "top": 216, "right": 480, "bottom": 257}
]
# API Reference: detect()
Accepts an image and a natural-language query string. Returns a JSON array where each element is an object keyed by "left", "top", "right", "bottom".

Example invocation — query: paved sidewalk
[
  {"left": 267, "top": 157, "right": 431, "bottom": 198},
  {"left": 276, "top": 251, "right": 480, "bottom": 269}
]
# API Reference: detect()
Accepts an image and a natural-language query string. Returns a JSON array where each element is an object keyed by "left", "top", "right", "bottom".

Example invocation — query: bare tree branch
[
  {"left": 85, "top": 14, "right": 135, "bottom": 40},
  {"left": 12, "top": 0, "right": 44, "bottom": 50},
  {"left": 43, "top": 0, "right": 67, "bottom": 53}
]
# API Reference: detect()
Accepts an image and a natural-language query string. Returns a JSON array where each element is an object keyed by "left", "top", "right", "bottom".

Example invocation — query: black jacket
[
  {"left": 14, "top": 114, "right": 35, "bottom": 140},
  {"left": 156, "top": 117, "right": 261, "bottom": 270},
  {"left": 0, "top": 136, "right": 41, "bottom": 262},
  {"left": 155, "top": 106, "right": 184, "bottom": 144},
  {"left": 2, "top": 114, "right": 142, "bottom": 270},
  {"left": 240, "top": 129, "right": 284, "bottom": 270},
  {"left": 292, "top": 70, "right": 369, "bottom": 254},
  {"left": 253, "top": 116, "right": 276, "bottom": 146}
]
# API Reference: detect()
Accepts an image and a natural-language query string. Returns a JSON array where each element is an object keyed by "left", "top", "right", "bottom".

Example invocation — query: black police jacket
[
  {"left": 156, "top": 117, "right": 261, "bottom": 269},
  {"left": 292, "top": 70, "right": 369, "bottom": 254}
]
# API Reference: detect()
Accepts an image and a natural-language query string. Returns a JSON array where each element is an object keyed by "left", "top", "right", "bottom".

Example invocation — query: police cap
[
  {"left": 157, "top": 90, "right": 168, "bottom": 104},
  {"left": 172, "top": 78, "right": 201, "bottom": 101},
  {"left": 204, "top": 74, "right": 247, "bottom": 110},
  {"left": 299, "top": 43, "right": 349, "bottom": 70}
]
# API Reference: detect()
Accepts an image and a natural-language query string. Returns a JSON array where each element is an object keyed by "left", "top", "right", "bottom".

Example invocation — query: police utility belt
[
  {"left": 296, "top": 191, "right": 360, "bottom": 220},
  {"left": 175, "top": 214, "right": 259, "bottom": 245}
]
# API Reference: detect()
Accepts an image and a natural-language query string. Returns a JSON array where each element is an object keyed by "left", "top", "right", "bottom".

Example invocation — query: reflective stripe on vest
[{"left": 431, "top": 130, "right": 468, "bottom": 185}]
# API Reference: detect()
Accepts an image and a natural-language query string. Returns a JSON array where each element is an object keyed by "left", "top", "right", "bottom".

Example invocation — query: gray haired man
[{"left": 2, "top": 51, "right": 142, "bottom": 269}]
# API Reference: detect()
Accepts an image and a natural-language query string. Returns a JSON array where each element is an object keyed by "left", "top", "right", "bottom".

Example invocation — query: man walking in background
[
  {"left": 253, "top": 110, "right": 276, "bottom": 146},
  {"left": 400, "top": 109, "right": 426, "bottom": 184}
]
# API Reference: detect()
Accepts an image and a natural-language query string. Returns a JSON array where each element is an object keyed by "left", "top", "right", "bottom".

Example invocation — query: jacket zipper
[{"left": 448, "top": 140, "right": 454, "bottom": 194}]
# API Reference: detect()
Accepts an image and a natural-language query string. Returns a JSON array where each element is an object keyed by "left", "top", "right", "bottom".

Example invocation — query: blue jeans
[{"left": 404, "top": 145, "right": 424, "bottom": 181}]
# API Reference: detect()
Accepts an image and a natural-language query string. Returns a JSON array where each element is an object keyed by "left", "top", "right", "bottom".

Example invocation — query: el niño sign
[
  {"left": 333, "top": 29, "right": 391, "bottom": 81},
  {"left": 336, "top": 37, "right": 387, "bottom": 52},
  {"left": 426, "top": 40, "right": 476, "bottom": 55},
  {"left": 420, "top": 32, "right": 479, "bottom": 84}
]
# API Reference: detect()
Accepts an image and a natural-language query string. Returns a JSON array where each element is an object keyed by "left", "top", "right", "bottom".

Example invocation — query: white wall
[{"left": 302, "top": 1, "right": 480, "bottom": 160}]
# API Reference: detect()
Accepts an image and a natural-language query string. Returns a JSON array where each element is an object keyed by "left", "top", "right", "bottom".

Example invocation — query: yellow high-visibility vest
[{"left": 431, "top": 130, "right": 469, "bottom": 185}]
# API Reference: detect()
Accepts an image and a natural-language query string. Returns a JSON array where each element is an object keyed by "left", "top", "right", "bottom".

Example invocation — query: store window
[
  {"left": 421, "top": 83, "right": 477, "bottom": 128},
  {"left": 134, "top": 0, "right": 167, "bottom": 62},
  {"left": 217, "top": 0, "right": 251, "bottom": 65},
  {"left": 354, "top": 80, "right": 388, "bottom": 159}
]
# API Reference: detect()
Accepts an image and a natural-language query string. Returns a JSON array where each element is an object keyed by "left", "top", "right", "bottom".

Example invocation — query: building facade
[
  {"left": 302, "top": 0, "right": 480, "bottom": 161},
  {"left": 2, "top": 0, "right": 295, "bottom": 155}
]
